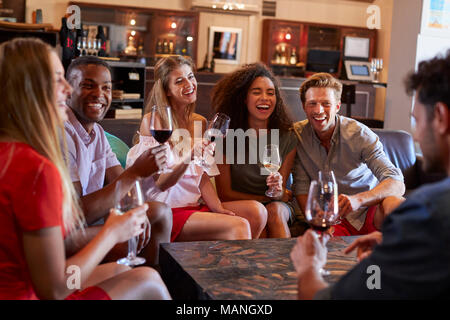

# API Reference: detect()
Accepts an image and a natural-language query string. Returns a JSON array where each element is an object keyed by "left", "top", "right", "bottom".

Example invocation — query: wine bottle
[
  {"left": 290, "top": 47, "right": 297, "bottom": 65},
  {"left": 60, "top": 17, "right": 75, "bottom": 70},
  {"left": 96, "top": 25, "right": 107, "bottom": 57}
]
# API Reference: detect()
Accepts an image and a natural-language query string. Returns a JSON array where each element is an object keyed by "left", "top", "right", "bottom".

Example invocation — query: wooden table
[{"left": 160, "top": 236, "right": 358, "bottom": 300}]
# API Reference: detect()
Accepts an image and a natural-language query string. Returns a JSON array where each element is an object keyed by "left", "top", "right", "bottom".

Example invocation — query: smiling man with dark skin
[
  {"left": 291, "top": 52, "right": 450, "bottom": 299},
  {"left": 63, "top": 56, "right": 172, "bottom": 267}
]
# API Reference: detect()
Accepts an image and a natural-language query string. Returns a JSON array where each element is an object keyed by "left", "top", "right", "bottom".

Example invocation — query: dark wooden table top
[{"left": 160, "top": 236, "right": 359, "bottom": 300}]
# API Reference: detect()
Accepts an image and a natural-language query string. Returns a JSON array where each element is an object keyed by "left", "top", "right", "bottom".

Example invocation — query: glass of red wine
[
  {"left": 305, "top": 180, "right": 340, "bottom": 276},
  {"left": 150, "top": 105, "right": 173, "bottom": 173}
]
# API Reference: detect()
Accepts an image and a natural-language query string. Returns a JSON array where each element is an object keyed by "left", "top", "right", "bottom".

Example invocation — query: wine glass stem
[{"left": 128, "top": 237, "right": 138, "bottom": 260}]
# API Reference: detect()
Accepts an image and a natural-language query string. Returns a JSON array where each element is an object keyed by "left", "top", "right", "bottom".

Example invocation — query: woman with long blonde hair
[
  {"left": 0, "top": 38, "right": 170, "bottom": 300},
  {"left": 127, "top": 55, "right": 267, "bottom": 242}
]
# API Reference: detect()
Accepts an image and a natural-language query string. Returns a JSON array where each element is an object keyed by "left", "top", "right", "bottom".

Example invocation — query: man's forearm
[
  {"left": 80, "top": 169, "right": 139, "bottom": 224},
  {"left": 64, "top": 226, "right": 102, "bottom": 257},
  {"left": 354, "top": 178, "right": 405, "bottom": 208}
]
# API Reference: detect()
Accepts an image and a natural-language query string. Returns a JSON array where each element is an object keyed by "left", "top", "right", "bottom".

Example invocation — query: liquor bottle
[
  {"left": 163, "top": 39, "right": 169, "bottom": 54},
  {"left": 156, "top": 39, "right": 163, "bottom": 54},
  {"left": 96, "top": 25, "right": 107, "bottom": 57},
  {"left": 290, "top": 47, "right": 297, "bottom": 65},
  {"left": 280, "top": 46, "right": 287, "bottom": 65},
  {"left": 169, "top": 40, "right": 174, "bottom": 54}
]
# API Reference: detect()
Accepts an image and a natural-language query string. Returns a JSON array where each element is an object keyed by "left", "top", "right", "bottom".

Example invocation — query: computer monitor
[
  {"left": 306, "top": 49, "right": 341, "bottom": 73},
  {"left": 344, "top": 36, "right": 370, "bottom": 60}
]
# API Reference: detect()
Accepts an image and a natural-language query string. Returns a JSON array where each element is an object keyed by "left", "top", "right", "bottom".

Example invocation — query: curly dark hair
[
  {"left": 405, "top": 49, "right": 450, "bottom": 119},
  {"left": 212, "top": 62, "right": 293, "bottom": 132}
]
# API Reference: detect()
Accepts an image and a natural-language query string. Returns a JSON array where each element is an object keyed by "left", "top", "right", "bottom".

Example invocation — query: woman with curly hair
[{"left": 213, "top": 63, "right": 297, "bottom": 238}]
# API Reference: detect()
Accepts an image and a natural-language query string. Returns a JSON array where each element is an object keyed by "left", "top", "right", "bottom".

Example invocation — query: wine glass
[
  {"left": 150, "top": 105, "right": 173, "bottom": 173},
  {"left": 305, "top": 180, "right": 340, "bottom": 275},
  {"left": 195, "top": 113, "right": 230, "bottom": 168},
  {"left": 318, "top": 170, "right": 341, "bottom": 224},
  {"left": 262, "top": 144, "right": 283, "bottom": 198},
  {"left": 115, "top": 179, "right": 147, "bottom": 267}
]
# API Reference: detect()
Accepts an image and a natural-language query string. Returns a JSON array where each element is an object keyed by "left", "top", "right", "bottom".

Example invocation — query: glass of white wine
[{"left": 262, "top": 144, "right": 283, "bottom": 198}]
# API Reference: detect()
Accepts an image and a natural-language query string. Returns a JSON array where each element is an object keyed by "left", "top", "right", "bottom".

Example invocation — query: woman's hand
[
  {"left": 103, "top": 204, "right": 149, "bottom": 244},
  {"left": 266, "top": 172, "right": 283, "bottom": 191},
  {"left": 212, "top": 205, "right": 236, "bottom": 216}
]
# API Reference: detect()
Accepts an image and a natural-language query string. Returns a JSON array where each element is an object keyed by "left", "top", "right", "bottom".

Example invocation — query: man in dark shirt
[{"left": 290, "top": 51, "right": 450, "bottom": 299}]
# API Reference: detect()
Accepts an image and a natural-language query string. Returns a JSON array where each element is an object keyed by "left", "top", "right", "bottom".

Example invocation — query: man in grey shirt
[{"left": 292, "top": 73, "right": 405, "bottom": 235}]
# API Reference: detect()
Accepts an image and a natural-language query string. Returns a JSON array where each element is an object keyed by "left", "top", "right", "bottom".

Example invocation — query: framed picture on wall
[
  {"left": 0, "top": 0, "right": 26, "bottom": 23},
  {"left": 208, "top": 26, "right": 242, "bottom": 65},
  {"left": 421, "top": 0, "right": 450, "bottom": 37}
]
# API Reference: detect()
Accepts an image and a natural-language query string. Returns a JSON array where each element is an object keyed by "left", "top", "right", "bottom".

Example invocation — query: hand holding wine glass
[
  {"left": 114, "top": 179, "right": 147, "bottom": 266},
  {"left": 150, "top": 105, "right": 173, "bottom": 173},
  {"left": 262, "top": 144, "right": 283, "bottom": 198},
  {"left": 195, "top": 113, "right": 230, "bottom": 168}
]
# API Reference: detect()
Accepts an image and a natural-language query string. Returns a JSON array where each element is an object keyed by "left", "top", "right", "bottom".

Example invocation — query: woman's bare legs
[
  {"left": 175, "top": 211, "right": 252, "bottom": 241},
  {"left": 81, "top": 263, "right": 131, "bottom": 290},
  {"left": 96, "top": 267, "right": 172, "bottom": 300},
  {"left": 264, "top": 202, "right": 291, "bottom": 238},
  {"left": 221, "top": 200, "right": 268, "bottom": 239},
  {"left": 142, "top": 201, "right": 172, "bottom": 266}
]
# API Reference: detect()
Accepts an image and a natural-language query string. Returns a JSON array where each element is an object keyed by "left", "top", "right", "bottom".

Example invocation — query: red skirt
[
  {"left": 331, "top": 205, "right": 378, "bottom": 236},
  {"left": 65, "top": 286, "right": 111, "bottom": 300},
  {"left": 171, "top": 204, "right": 210, "bottom": 241}
]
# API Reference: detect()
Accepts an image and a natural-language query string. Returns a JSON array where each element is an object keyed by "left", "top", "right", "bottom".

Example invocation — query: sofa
[
  {"left": 372, "top": 128, "right": 446, "bottom": 194},
  {"left": 100, "top": 119, "right": 446, "bottom": 194}
]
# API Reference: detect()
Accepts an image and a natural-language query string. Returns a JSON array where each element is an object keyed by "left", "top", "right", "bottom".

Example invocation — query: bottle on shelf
[
  {"left": 156, "top": 39, "right": 163, "bottom": 54},
  {"left": 280, "top": 45, "right": 287, "bottom": 65},
  {"left": 169, "top": 40, "right": 174, "bottom": 54},
  {"left": 163, "top": 39, "right": 169, "bottom": 54},
  {"left": 289, "top": 47, "right": 297, "bottom": 65},
  {"left": 96, "top": 25, "right": 107, "bottom": 57},
  {"left": 59, "top": 17, "right": 75, "bottom": 69}
]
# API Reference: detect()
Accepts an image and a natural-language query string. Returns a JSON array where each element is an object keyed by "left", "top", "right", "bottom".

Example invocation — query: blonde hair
[
  {"left": 299, "top": 72, "right": 343, "bottom": 105},
  {"left": 0, "top": 38, "right": 85, "bottom": 234},
  {"left": 142, "top": 56, "right": 196, "bottom": 144}
]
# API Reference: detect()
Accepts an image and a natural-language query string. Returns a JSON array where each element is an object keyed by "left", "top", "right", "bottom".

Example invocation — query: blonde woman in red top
[{"left": 0, "top": 38, "right": 170, "bottom": 300}]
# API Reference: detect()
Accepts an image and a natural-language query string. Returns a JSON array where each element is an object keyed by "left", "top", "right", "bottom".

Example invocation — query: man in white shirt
[{"left": 64, "top": 56, "right": 171, "bottom": 267}]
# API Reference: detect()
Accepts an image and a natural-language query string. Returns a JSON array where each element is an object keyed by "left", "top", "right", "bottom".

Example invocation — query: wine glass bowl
[
  {"left": 318, "top": 170, "right": 341, "bottom": 225},
  {"left": 150, "top": 105, "right": 173, "bottom": 173},
  {"left": 195, "top": 113, "right": 230, "bottom": 168},
  {"left": 115, "top": 180, "right": 146, "bottom": 267},
  {"left": 305, "top": 179, "right": 340, "bottom": 276}
]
